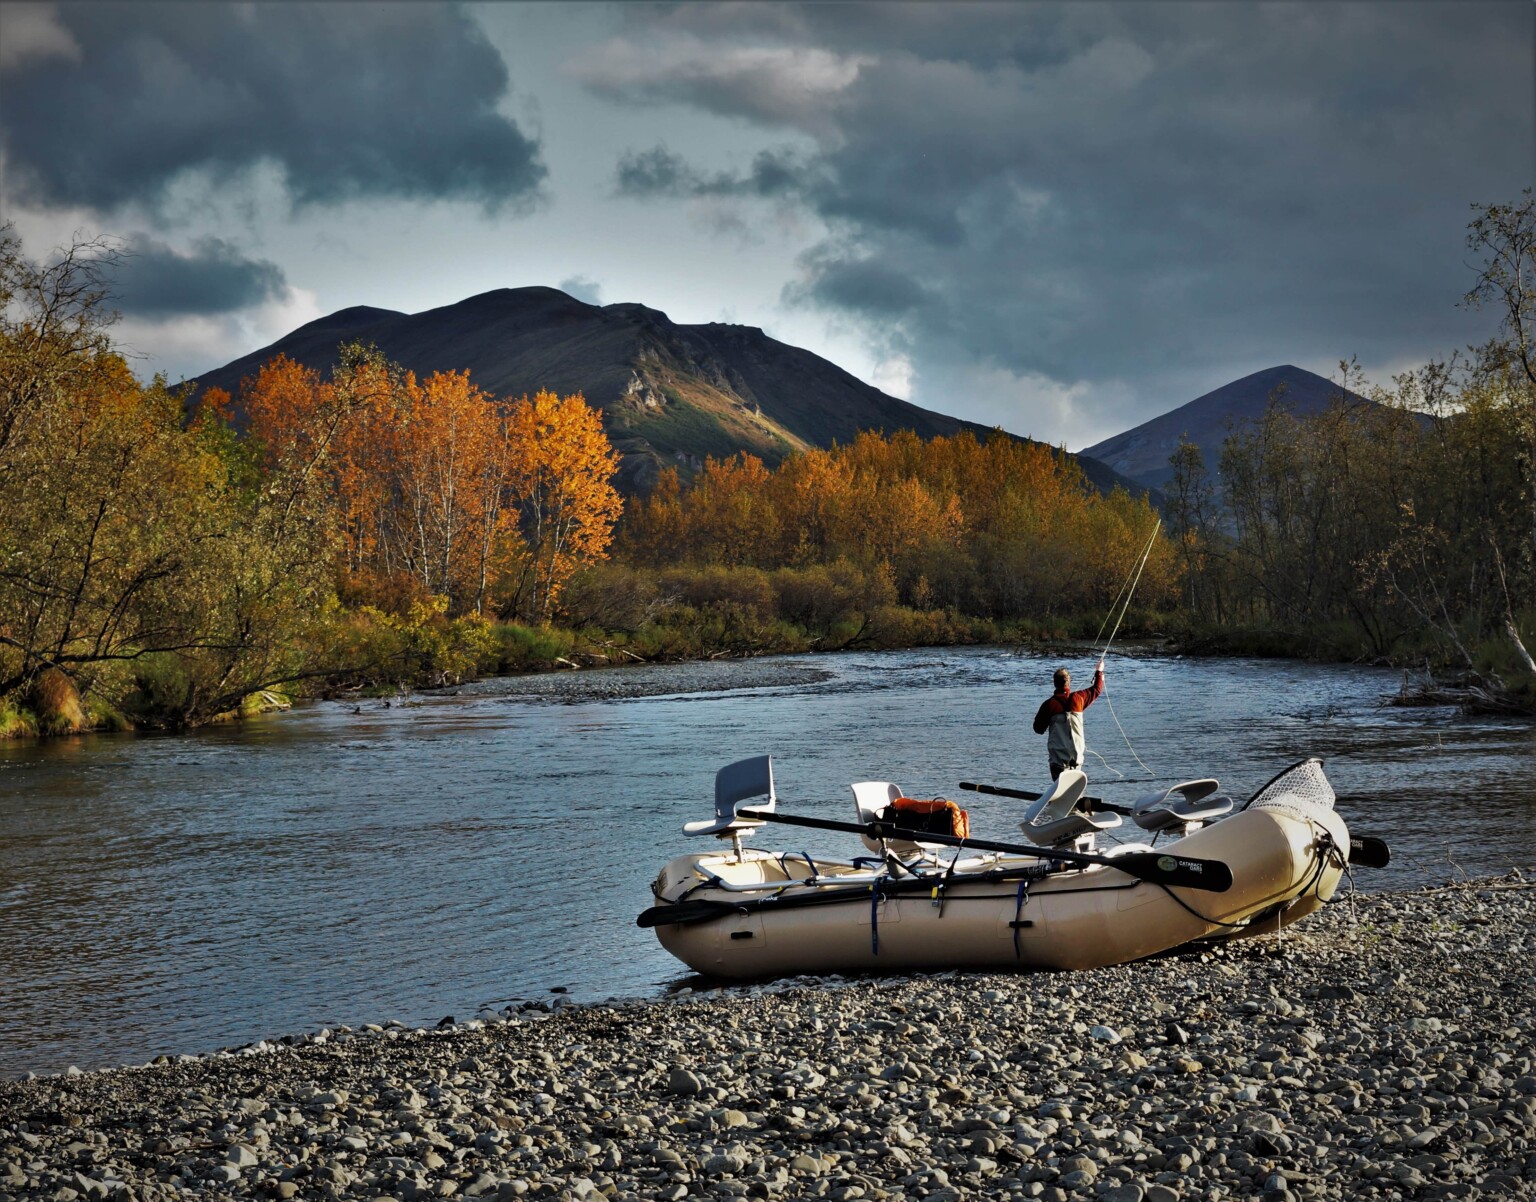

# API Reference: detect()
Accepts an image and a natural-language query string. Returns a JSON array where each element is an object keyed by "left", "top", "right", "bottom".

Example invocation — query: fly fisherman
[{"left": 1033, "top": 659, "right": 1105, "bottom": 779}]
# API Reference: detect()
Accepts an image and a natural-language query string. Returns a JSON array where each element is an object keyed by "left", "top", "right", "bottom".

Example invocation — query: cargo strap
[
  {"left": 870, "top": 879, "right": 882, "bottom": 955},
  {"left": 1012, "top": 878, "right": 1031, "bottom": 959},
  {"left": 777, "top": 851, "right": 820, "bottom": 881},
  {"left": 934, "top": 842, "right": 964, "bottom": 915}
]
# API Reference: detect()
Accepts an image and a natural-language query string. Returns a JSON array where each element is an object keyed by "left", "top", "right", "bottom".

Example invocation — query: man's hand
[{"left": 1096, "top": 658, "right": 1105, "bottom": 673}]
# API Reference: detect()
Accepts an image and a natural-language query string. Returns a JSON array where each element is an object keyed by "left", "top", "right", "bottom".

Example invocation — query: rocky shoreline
[{"left": 3, "top": 875, "right": 1533, "bottom": 1202}]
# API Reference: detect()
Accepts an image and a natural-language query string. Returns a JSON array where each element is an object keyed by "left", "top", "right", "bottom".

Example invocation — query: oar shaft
[
  {"left": 960, "top": 780, "right": 1133, "bottom": 816},
  {"left": 738, "top": 808, "right": 1231, "bottom": 892}
]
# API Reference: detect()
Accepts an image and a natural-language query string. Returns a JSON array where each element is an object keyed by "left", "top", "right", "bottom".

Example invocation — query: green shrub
[
  {"left": 0, "top": 700, "right": 38, "bottom": 740},
  {"left": 493, "top": 623, "right": 576, "bottom": 672},
  {"left": 121, "top": 653, "right": 195, "bottom": 722},
  {"left": 83, "top": 697, "right": 132, "bottom": 732}
]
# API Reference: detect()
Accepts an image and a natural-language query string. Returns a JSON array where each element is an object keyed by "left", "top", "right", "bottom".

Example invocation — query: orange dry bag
[{"left": 887, "top": 796, "right": 971, "bottom": 840}]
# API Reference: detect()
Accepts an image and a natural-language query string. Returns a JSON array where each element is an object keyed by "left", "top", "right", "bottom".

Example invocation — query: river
[{"left": 2, "top": 646, "right": 1533, "bottom": 1077}]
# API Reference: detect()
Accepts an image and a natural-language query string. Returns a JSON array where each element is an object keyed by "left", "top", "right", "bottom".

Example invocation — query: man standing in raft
[{"left": 1033, "top": 660, "right": 1105, "bottom": 779}]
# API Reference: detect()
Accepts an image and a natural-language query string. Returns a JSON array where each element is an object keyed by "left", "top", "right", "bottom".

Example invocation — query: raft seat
[
  {"left": 1020, "top": 769, "right": 1121, "bottom": 847},
  {"left": 851, "top": 781, "right": 941, "bottom": 858},
  {"left": 1132, "top": 779, "right": 1233, "bottom": 833},
  {"left": 684, "top": 754, "right": 777, "bottom": 838}
]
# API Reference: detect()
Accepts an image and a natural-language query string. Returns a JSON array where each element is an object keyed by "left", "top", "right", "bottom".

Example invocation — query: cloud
[
  {"left": 869, "top": 352, "right": 914, "bottom": 400},
  {"left": 576, "top": 33, "right": 870, "bottom": 136},
  {"left": 558, "top": 275, "right": 603, "bottom": 305},
  {"left": 0, "top": 3, "right": 80, "bottom": 69},
  {"left": 785, "top": 249, "right": 933, "bottom": 318},
  {"left": 115, "top": 286, "right": 327, "bottom": 388},
  {"left": 113, "top": 237, "right": 288, "bottom": 319},
  {"left": 615, "top": 146, "right": 807, "bottom": 200},
  {"left": 0, "top": 3, "right": 544, "bottom": 215},
  {"left": 595, "top": 3, "right": 1534, "bottom": 443}
]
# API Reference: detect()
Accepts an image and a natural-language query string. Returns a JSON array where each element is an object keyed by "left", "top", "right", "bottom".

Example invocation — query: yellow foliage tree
[{"left": 502, "top": 390, "right": 623, "bottom": 621}]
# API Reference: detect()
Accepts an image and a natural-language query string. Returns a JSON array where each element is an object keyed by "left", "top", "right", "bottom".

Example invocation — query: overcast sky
[{"left": 2, "top": 1, "right": 1530, "bottom": 449}]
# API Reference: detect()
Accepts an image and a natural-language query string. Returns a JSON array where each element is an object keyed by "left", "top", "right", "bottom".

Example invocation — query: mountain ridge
[{"left": 188, "top": 287, "right": 1146, "bottom": 497}]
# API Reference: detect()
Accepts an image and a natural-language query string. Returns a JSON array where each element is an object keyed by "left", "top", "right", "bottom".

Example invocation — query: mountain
[
  {"left": 188, "top": 287, "right": 1143, "bottom": 496},
  {"left": 1078, "top": 365, "right": 1376, "bottom": 491}
]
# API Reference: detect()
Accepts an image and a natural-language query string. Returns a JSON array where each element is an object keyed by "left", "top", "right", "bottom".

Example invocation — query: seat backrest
[
  {"left": 850, "top": 781, "right": 902, "bottom": 855},
  {"left": 1132, "top": 778, "right": 1231, "bottom": 832},
  {"left": 683, "top": 754, "right": 777, "bottom": 837},
  {"left": 1020, "top": 769, "right": 1120, "bottom": 846}
]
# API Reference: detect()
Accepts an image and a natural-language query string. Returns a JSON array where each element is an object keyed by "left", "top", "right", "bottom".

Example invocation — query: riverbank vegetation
[
  {"left": 1164, "top": 194, "right": 1535, "bottom": 711},
  {"left": 2, "top": 195, "right": 1532, "bottom": 735}
]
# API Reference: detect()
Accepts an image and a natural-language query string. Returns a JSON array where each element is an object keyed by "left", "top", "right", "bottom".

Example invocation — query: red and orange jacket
[{"left": 1032, "top": 668, "right": 1104, "bottom": 766}]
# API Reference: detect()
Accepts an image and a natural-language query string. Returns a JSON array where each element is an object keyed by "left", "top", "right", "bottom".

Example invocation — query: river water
[{"left": 2, "top": 646, "right": 1533, "bottom": 1077}]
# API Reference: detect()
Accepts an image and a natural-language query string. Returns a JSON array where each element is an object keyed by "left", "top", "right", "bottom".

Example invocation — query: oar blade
[
  {"left": 1348, "top": 836, "right": 1391, "bottom": 869},
  {"left": 636, "top": 900, "right": 739, "bottom": 928},
  {"left": 1113, "top": 851, "right": 1233, "bottom": 893}
]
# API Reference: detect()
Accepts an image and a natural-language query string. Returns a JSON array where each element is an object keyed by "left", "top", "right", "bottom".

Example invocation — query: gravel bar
[
  {"left": 449, "top": 660, "right": 835, "bottom": 704},
  {"left": 3, "top": 874, "right": 1533, "bottom": 1202}
]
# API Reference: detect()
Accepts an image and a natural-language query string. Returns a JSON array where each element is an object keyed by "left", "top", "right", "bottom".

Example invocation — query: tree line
[
  {"left": 0, "top": 226, "right": 620, "bottom": 733},
  {"left": 3, "top": 193, "right": 1531, "bottom": 735},
  {"left": 1166, "top": 194, "right": 1535, "bottom": 700},
  {"left": 620, "top": 430, "right": 1169, "bottom": 619}
]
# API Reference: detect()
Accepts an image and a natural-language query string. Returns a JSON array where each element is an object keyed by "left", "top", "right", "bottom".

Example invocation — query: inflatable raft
[{"left": 639, "top": 756, "right": 1375, "bottom": 978}]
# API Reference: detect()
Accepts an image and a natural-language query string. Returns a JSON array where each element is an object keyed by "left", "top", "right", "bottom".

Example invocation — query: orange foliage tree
[
  {"left": 237, "top": 348, "right": 620, "bottom": 622},
  {"left": 621, "top": 428, "right": 1170, "bottom": 620},
  {"left": 502, "top": 390, "right": 623, "bottom": 621}
]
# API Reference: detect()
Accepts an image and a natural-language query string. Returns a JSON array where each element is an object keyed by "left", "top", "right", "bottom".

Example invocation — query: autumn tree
[
  {"left": 0, "top": 225, "right": 121, "bottom": 469},
  {"left": 616, "top": 426, "right": 1168, "bottom": 622},
  {"left": 0, "top": 234, "right": 339, "bottom": 725},
  {"left": 502, "top": 390, "right": 622, "bottom": 621}
]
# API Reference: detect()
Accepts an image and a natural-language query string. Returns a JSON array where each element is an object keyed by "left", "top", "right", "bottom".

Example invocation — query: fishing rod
[
  {"left": 1099, "top": 516, "right": 1162, "bottom": 661},
  {"left": 1086, "top": 517, "right": 1162, "bottom": 778}
]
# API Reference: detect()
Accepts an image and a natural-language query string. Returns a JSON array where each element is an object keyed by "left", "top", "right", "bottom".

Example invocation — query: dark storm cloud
[
  {"left": 785, "top": 251, "right": 934, "bottom": 319},
  {"left": 0, "top": 3, "right": 544, "bottom": 214},
  {"left": 113, "top": 238, "right": 287, "bottom": 319},
  {"left": 594, "top": 3, "right": 1534, "bottom": 431},
  {"left": 615, "top": 146, "right": 807, "bottom": 200}
]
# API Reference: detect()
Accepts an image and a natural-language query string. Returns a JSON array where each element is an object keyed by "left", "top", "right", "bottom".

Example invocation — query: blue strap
[
  {"left": 870, "top": 880, "right": 881, "bottom": 955},
  {"left": 1012, "top": 878, "right": 1030, "bottom": 959}
]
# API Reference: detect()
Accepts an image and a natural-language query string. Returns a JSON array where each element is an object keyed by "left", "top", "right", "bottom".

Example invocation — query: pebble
[{"left": 1, "top": 875, "right": 1533, "bottom": 1202}]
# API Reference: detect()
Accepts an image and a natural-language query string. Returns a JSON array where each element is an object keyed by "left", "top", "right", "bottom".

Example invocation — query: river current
[{"left": 2, "top": 646, "right": 1533, "bottom": 1077}]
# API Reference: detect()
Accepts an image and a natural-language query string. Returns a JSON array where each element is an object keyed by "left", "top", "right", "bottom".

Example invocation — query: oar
[
  {"left": 1348, "top": 835, "right": 1391, "bottom": 869},
  {"left": 960, "top": 780, "right": 1134, "bottom": 817},
  {"left": 739, "top": 808, "right": 1232, "bottom": 892},
  {"left": 637, "top": 899, "right": 741, "bottom": 928},
  {"left": 1309, "top": 792, "right": 1392, "bottom": 869}
]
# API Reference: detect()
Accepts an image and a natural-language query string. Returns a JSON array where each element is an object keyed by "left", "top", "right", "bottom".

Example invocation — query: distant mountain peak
[{"left": 1079, "top": 364, "right": 1372, "bottom": 491}]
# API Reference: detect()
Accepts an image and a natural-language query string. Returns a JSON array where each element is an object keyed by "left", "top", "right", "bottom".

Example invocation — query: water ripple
[{"left": 0, "top": 645, "right": 1532, "bottom": 1078}]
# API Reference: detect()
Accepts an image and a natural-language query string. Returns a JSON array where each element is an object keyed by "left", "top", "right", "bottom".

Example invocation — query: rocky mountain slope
[{"left": 188, "top": 287, "right": 1141, "bottom": 495}]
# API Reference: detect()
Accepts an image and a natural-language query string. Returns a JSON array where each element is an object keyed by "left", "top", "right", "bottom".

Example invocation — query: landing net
[{"left": 1248, "top": 757, "right": 1336, "bottom": 819}]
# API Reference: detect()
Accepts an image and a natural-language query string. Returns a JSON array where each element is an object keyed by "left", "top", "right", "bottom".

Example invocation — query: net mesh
[{"left": 1249, "top": 757, "right": 1335, "bottom": 819}]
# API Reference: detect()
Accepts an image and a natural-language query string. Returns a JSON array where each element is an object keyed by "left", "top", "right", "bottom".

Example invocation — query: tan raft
[{"left": 640, "top": 758, "right": 1352, "bottom": 979}]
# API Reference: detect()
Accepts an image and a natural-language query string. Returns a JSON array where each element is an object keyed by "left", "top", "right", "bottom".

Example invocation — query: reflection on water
[{"left": 2, "top": 647, "right": 1533, "bottom": 1076}]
